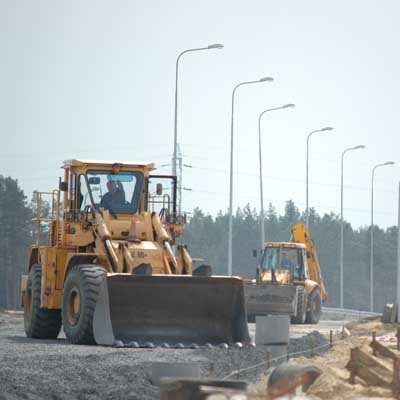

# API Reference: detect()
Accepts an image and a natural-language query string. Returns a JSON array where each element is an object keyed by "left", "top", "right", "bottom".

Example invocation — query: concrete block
[
  {"left": 251, "top": 344, "right": 288, "bottom": 366},
  {"left": 255, "top": 315, "right": 290, "bottom": 345},
  {"left": 265, "top": 344, "right": 288, "bottom": 362}
]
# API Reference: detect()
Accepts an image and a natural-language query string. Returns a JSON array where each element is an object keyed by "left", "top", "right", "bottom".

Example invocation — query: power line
[{"left": 183, "top": 164, "right": 397, "bottom": 194}]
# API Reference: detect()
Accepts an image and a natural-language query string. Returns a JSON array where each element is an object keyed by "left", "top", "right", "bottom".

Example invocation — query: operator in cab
[
  {"left": 281, "top": 251, "right": 295, "bottom": 269},
  {"left": 100, "top": 180, "right": 125, "bottom": 211}
]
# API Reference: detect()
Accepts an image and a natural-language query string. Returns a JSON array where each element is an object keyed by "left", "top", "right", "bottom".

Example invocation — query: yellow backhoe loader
[
  {"left": 21, "top": 159, "right": 249, "bottom": 347},
  {"left": 252, "top": 223, "right": 327, "bottom": 324}
]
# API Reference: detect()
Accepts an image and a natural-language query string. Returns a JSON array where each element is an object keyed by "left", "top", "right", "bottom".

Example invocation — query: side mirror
[
  {"left": 59, "top": 179, "right": 68, "bottom": 192},
  {"left": 252, "top": 249, "right": 258, "bottom": 258},
  {"left": 156, "top": 183, "right": 163, "bottom": 195}
]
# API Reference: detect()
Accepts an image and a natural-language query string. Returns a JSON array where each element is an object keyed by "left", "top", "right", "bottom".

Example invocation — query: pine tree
[{"left": 0, "top": 176, "right": 33, "bottom": 309}]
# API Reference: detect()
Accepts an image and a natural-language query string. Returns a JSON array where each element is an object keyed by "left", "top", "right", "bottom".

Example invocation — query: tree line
[{"left": 0, "top": 175, "right": 397, "bottom": 312}]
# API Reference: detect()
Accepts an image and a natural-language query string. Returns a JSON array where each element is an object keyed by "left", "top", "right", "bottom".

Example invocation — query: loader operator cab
[
  {"left": 261, "top": 245, "right": 307, "bottom": 280},
  {"left": 78, "top": 170, "right": 143, "bottom": 214},
  {"left": 62, "top": 160, "right": 179, "bottom": 225}
]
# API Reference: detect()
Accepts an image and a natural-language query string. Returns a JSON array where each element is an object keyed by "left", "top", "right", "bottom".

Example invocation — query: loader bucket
[{"left": 93, "top": 274, "right": 250, "bottom": 347}]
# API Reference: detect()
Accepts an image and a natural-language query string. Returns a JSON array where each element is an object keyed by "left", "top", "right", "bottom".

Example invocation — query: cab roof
[
  {"left": 62, "top": 159, "right": 156, "bottom": 171},
  {"left": 264, "top": 242, "right": 306, "bottom": 249}
]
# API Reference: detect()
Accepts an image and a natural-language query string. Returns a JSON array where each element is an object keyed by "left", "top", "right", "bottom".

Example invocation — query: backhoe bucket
[
  {"left": 93, "top": 274, "right": 250, "bottom": 347},
  {"left": 245, "top": 282, "right": 297, "bottom": 316}
]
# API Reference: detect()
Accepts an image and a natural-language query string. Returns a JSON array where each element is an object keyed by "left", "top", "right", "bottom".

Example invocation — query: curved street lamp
[
  {"left": 172, "top": 44, "right": 224, "bottom": 201},
  {"left": 305, "top": 127, "right": 333, "bottom": 227},
  {"left": 227, "top": 76, "right": 274, "bottom": 276},
  {"left": 258, "top": 104, "right": 295, "bottom": 249},
  {"left": 340, "top": 144, "right": 365, "bottom": 308},
  {"left": 370, "top": 160, "right": 395, "bottom": 311}
]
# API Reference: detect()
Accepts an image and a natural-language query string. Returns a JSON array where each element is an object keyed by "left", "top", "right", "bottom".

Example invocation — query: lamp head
[
  {"left": 321, "top": 127, "right": 333, "bottom": 131},
  {"left": 208, "top": 43, "right": 224, "bottom": 49},
  {"left": 259, "top": 77, "right": 274, "bottom": 82},
  {"left": 353, "top": 145, "right": 366, "bottom": 150},
  {"left": 384, "top": 161, "right": 395, "bottom": 166},
  {"left": 282, "top": 103, "right": 295, "bottom": 109}
]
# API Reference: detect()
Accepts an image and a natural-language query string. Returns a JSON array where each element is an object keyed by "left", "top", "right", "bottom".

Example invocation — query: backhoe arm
[{"left": 291, "top": 223, "right": 327, "bottom": 301}]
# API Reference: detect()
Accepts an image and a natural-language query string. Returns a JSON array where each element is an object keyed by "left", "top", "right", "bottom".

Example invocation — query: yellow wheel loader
[
  {"left": 252, "top": 223, "right": 327, "bottom": 324},
  {"left": 21, "top": 159, "right": 250, "bottom": 347}
]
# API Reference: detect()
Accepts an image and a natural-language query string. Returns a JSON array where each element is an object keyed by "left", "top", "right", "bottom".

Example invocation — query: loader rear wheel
[
  {"left": 291, "top": 286, "right": 307, "bottom": 324},
  {"left": 305, "top": 288, "right": 322, "bottom": 324},
  {"left": 62, "top": 265, "right": 105, "bottom": 344},
  {"left": 24, "top": 264, "right": 62, "bottom": 339}
]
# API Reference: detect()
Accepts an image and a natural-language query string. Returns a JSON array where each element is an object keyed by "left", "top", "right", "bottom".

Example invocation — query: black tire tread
[
  {"left": 24, "top": 265, "right": 62, "bottom": 339},
  {"left": 62, "top": 264, "right": 105, "bottom": 344},
  {"left": 305, "top": 288, "right": 322, "bottom": 324},
  {"left": 291, "top": 286, "right": 307, "bottom": 324}
]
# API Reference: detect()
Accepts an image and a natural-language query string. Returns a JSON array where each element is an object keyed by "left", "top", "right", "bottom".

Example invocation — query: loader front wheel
[
  {"left": 291, "top": 286, "right": 307, "bottom": 324},
  {"left": 305, "top": 288, "right": 322, "bottom": 324},
  {"left": 62, "top": 265, "right": 105, "bottom": 344},
  {"left": 24, "top": 264, "right": 62, "bottom": 339}
]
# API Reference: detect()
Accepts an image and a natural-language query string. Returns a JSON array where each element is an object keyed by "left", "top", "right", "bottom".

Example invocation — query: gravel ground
[{"left": 0, "top": 311, "right": 328, "bottom": 399}]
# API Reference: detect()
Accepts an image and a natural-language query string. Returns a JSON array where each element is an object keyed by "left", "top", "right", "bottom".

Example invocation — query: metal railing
[{"left": 322, "top": 306, "right": 380, "bottom": 320}]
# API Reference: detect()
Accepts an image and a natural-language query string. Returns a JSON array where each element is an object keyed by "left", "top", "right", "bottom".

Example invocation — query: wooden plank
[
  {"left": 356, "top": 347, "right": 392, "bottom": 373},
  {"left": 392, "top": 358, "right": 400, "bottom": 398},
  {"left": 370, "top": 340, "right": 398, "bottom": 360},
  {"left": 346, "top": 347, "right": 392, "bottom": 389}
]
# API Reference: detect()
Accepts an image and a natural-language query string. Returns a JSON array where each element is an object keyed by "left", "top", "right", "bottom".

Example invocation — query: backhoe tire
[
  {"left": 24, "top": 264, "right": 62, "bottom": 339},
  {"left": 291, "top": 286, "right": 307, "bottom": 324},
  {"left": 62, "top": 265, "right": 105, "bottom": 344},
  {"left": 305, "top": 288, "right": 322, "bottom": 324}
]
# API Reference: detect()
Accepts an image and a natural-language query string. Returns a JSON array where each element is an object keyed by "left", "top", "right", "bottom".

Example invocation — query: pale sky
[{"left": 2, "top": 0, "right": 400, "bottom": 229}]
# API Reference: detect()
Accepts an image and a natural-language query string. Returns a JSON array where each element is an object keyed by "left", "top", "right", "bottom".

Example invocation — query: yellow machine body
[
  {"left": 257, "top": 223, "right": 327, "bottom": 324},
  {"left": 21, "top": 159, "right": 249, "bottom": 346}
]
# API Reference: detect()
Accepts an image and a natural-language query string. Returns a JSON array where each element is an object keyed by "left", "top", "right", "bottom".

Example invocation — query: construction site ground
[
  {"left": 0, "top": 310, "right": 397, "bottom": 399},
  {"left": 254, "top": 317, "right": 400, "bottom": 399}
]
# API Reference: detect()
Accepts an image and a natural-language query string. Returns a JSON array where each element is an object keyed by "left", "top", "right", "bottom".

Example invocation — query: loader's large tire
[
  {"left": 291, "top": 286, "right": 307, "bottom": 324},
  {"left": 24, "top": 264, "right": 62, "bottom": 339},
  {"left": 305, "top": 288, "right": 322, "bottom": 324},
  {"left": 62, "top": 265, "right": 105, "bottom": 344}
]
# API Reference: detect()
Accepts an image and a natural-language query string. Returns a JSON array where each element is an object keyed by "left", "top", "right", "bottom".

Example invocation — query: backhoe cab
[
  {"left": 256, "top": 223, "right": 327, "bottom": 324},
  {"left": 260, "top": 244, "right": 307, "bottom": 283},
  {"left": 21, "top": 159, "right": 249, "bottom": 347}
]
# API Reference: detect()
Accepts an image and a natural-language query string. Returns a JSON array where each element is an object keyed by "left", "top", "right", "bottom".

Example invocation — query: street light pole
[
  {"left": 172, "top": 43, "right": 224, "bottom": 202},
  {"left": 340, "top": 145, "right": 365, "bottom": 309},
  {"left": 305, "top": 127, "right": 333, "bottom": 227},
  {"left": 370, "top": 160, "right": 395, "bottom": 311},
  {"left": 258, "top": 104, "right": 295, "bottom": 249},
  {"left": 228, "top": 76, "right": 274, "bottom": 276},
  {"left": 177, "top": 143, "right": 183, "bottom": 215}
]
